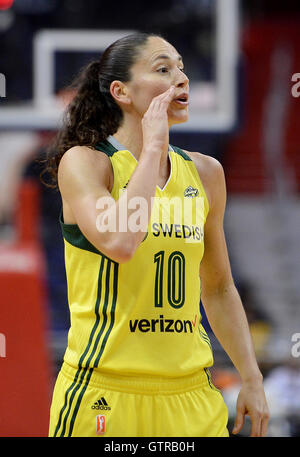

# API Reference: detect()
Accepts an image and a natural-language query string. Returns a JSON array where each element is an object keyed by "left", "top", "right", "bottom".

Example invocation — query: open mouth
[{"left": 173, "top": 94, "right": 189, "bottom": 105}]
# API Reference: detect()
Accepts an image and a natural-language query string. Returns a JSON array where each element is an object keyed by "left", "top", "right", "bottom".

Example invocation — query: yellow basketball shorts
[{"left": 49, "top": 362, "right": 229, "bottom": 437}]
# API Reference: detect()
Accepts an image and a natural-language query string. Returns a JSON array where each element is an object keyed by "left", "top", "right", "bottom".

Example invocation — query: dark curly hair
[{"left": 41, "top": 32, "right": 160, "bottom": 188}]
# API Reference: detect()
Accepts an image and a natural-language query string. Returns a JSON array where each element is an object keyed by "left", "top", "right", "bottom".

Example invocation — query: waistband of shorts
[{"left": 61, "top": 362, "right": 212, "bottom": 395}]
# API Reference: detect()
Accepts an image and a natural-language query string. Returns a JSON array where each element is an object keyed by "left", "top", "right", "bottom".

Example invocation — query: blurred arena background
[{"left": 0, "top": 0, "right": 300, "bottom": 437}]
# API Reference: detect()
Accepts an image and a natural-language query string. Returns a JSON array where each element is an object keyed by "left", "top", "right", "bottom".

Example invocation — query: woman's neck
[
  {"left": 113, "top": 117, "right": 170, "bottom": 169},
  {"left": 113, "top": 124, "right": 143, "bottom": 161}
]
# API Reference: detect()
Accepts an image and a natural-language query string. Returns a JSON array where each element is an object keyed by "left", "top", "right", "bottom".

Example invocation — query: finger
[
  {"left": 164, "top": 85, "right": 176, "bottom": 100},
  {"left": 160, "top": 85, "right": 176, "bottom": 99},
  {"left": 163, "top": 86, "right": 176, "bottom": 106},
  {"left": 146, "top": 86, "right": 175, "bottom": 116},
  {"left": 260, "top": 413, "right": 270, "bottom": 437},
  {"left": 232, "top": 410, "right": 245, "bottom": 435},
  {"left": 250, "top": 414, "right": 261, "bottom": 437},
  {"left": 152, "top": 86, "right": 175, "bottom": 105}
]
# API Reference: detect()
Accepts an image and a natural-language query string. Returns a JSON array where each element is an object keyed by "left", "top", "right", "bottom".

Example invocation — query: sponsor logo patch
[
  {"left": 92, "top": 397, "right": 111, "bottom": 411},
  {"left": 184, "top": 186, "right": 199, "bottom": 198},
  {"left": 129, "top": 314, "right": 198, "bottom": 333},
  {"left": 96, "top": 415, "right": 106, "bottom": 435}
]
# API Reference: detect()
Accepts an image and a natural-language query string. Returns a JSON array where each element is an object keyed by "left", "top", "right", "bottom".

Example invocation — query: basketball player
[{"left": 46, "top": 33, "right": 269, "bottom": 437}]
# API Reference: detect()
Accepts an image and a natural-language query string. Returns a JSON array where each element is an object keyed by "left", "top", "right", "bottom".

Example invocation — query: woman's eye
[
  {"left": 157, "top": 66, "right": 186, "bottom": 75},
  {"left": 157, "top": 67, "right": 169, "bottom": 73}
]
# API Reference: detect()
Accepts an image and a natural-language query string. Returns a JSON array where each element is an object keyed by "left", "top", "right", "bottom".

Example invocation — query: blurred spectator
[{"left": 264, "top": 357, "right": 300, "bottom": 437}]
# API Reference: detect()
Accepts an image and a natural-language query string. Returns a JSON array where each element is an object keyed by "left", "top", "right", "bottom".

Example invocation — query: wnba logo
[{"left": 96, "top": 415, "right": 106, "bottom": 435}]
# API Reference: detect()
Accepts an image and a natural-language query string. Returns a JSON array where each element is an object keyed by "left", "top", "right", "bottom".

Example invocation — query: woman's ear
[{"left": 110, "top": 80, "right": 131, "bottom": 106}]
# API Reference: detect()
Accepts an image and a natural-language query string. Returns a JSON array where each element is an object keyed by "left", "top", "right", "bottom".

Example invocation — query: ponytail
[
  {"left": 67, "top": 60, "right": 123, "bottom": 147},
  {"left": 41, "top": 60, "right": 122, "bottom": 188}
]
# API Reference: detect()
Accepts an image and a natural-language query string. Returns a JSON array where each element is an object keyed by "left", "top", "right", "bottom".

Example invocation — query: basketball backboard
[{"left": 0, "top": 0, "right": 239, "bottom": 132}]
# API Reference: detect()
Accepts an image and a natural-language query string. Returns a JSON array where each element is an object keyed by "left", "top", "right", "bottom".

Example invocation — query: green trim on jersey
[
  {"left": 204, "top": 368, "right": 221, "bottom": 394},
  {"left": 95, "top": 139, "right": 118, "bottom": 156},
  {"left": 54, "top": 256, "right": 119, "bottom": 437},
  {"left": 170, "top": 145, "right": 192, "bottom": 161},
  {"left": 59, "top": 211, "right": 116, "bottom": 264},
  {"left": 59, "top": 211, "right": 100, "bottom": 255},
  {"left": 95, "top": 138, "right": 192, "bottom": 162}
]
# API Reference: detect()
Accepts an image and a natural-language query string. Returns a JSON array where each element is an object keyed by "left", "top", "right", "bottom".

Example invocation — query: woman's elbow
[{"left": 99, "top": 238, "right": 136, "bottom": 264}]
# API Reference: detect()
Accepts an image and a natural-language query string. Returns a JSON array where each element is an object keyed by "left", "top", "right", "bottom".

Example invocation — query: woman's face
[{"left": 124, "top": 36, "right": 189, "bottom": 126}]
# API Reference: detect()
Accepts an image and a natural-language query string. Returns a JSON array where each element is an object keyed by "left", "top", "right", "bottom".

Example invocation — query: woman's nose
[{"left": 176, "top": 70, "right": 189, "bottom": 88}]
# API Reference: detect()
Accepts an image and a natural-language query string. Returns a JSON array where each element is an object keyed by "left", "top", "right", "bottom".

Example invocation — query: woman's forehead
[{"left": 138, "top": 36, "right": 182, "bottom": 64}]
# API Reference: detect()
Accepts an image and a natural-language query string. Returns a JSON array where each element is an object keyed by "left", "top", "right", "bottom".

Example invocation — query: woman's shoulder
[
  {"left": 58, "top": 145, "right": 114, "bottom": 194},
  {"left": 183, "top": 150, "right": 224, "bottom": 175},
  {"left": 183, "top": 149, "right": 226, "bottom": 208},
  {"left": 59, "top": 144, "right": 112, "bottom": 169},
  {"left": 183, "top": 149, "right": 225, "bottom": 185}
]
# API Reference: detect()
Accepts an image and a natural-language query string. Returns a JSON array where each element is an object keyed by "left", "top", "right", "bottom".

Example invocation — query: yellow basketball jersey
[{"left": 60, "top": 136, "right": 213, "bottom": 378}]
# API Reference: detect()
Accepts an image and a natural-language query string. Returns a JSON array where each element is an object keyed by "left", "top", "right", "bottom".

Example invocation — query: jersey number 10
[{"left": 154, "top": 251, "right": 185, "bottom": 309}]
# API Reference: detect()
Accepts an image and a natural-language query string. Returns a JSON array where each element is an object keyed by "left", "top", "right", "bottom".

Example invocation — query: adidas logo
[{"left": 91, "top": 397, "right": 111, "bottom": 411}]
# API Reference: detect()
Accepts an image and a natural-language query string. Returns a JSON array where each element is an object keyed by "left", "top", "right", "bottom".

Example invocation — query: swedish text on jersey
[{"left": 95, "top": 192, "right": 204, "bottom": 244}]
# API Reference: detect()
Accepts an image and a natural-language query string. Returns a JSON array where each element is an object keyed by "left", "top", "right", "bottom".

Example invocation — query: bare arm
[
  {"left": 192, "top": 154, "right": 270, "bottom": 436},
  {"left": 200, "top": 158, "right": 261, "bottom": 383},
  {"left": 58, "top": 86, "right": 175, "bottom": 263}
]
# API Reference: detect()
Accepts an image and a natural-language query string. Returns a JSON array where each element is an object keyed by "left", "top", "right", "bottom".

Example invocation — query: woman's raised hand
[{"left": 141, "top": 85, "right": 175, "bottom": 154}]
